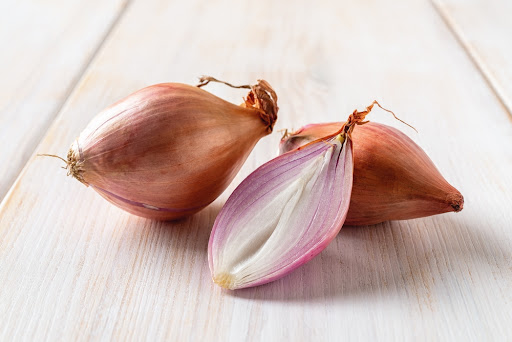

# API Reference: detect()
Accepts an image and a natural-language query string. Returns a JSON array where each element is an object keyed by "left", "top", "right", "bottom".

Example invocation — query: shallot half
[{"left": 44, "top": 77, "right": 278, "bottom": 220}]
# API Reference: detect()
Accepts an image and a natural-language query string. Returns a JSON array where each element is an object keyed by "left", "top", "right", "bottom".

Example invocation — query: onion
[
  {"left": 280, "top": 121, "right": 463, "bottom": 225},
  {"left": 209, "top": 134, "right": 352, "bottom": 289},
  {"left": 45, "top": 77, "right": 278, "bottom": 220}
]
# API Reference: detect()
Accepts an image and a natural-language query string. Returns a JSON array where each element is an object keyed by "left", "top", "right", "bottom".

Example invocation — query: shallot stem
[
  {"left": 37, "top": 154, "right": 69, "bottom": 170},
  {"left": 196, "top": 76, "right": 278, "bottom": 134},
  {"left": 296, "top": 101, "right": 417, "bottom": 151},
  {"left": 278, "top": 128, "right": 290, "bottom": 140},
  {"left": 196, "top": 76, "right": 251, "bottom": 89},
  {"left": 340, "top": 100, "right": 418, "bottom": 137},
  {"left": 368, "top": 101, "right": 418, "bottom": 133},
  {"left": 37, "top": 153, "right": 67, "bottom": 163}
]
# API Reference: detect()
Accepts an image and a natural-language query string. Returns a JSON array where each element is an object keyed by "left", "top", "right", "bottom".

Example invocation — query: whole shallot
[
  {"left": 280, "top": 121, "right": 463, "bottom": 225},
  {"left": 44, "top": 77, "right": 278, "bottom": 220}
]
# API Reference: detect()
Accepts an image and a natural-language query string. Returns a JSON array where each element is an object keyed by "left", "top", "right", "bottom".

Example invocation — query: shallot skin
[
  {"left": 280, "top": 122, "right": 464, "bottom": 225},
  {"left": 69, "top": 83, "right": 276, "bottom": 220}
]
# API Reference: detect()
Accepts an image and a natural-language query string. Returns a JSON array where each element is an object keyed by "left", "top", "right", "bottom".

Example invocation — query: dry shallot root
[
  {"left": 208, "top": 101, "right": 463, "bottom": 290},
  {"left": 280, "top": 107, "right": 463, "bottom": 225},
  {"left": 42, "top": 77, "right": 278, "bottom": 220}
]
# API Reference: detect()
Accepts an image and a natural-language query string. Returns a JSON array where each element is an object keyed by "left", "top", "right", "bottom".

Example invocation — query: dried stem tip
[
  {"left": 197, "top": 76, "right": 278, "bottom": 132},
  {"left": 38, "top": 143, "right": 86, "bottom": 185},
  {"left": 339, "top": 100, "right": 417, "bottom": 138}
]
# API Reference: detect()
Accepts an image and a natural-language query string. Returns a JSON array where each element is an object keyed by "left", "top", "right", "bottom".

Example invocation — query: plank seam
[
  {"left": 50, "top": 0, "right": 133, "bottom": 127},
  {"left": 430, "top": 0, "right": 512, "bottom": 118},
  {"left": 0, "top": 0, "right": 133, "bottom": 211}
]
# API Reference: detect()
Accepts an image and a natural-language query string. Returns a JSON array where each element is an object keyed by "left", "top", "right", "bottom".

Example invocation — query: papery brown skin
[
  {"left": 67, "top": 82, "right": 277, "bottom": 220},
  {"left": 280, "top": 122, "right": 463, "bottom": 225}
]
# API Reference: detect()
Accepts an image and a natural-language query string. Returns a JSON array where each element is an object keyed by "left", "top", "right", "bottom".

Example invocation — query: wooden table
[{"left": 1, "top": 0, "right": 511, "bottom": 340}]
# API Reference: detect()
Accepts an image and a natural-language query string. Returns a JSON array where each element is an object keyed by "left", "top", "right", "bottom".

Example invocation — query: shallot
[
  {"left": 280, "top": 121, "right": 463, "bottom": 225},
  {"left": 45, "top": 77, "right": 278, "bottom": 220}
]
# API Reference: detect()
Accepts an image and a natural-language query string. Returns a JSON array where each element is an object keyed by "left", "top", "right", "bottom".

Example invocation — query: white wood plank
[
  {"left": 432, "top": 0, "right": 512, "bottom": 115},
  {"left": 1, "top": 0, "right": 512, "bottom": 340},
  {"left": 0, "top": 0, "right": 129, "bottom": 201}
]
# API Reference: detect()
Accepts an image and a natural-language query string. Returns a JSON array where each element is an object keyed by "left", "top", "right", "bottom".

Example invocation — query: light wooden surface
[
  {"left": 1, "top": 0, "right": 511, "bottom": 341},
  {"left": 433, "top": 0, "right": 512, "bottom": 114},
  {"left": 0, "top": 0, "right": 128, "bottom": 200}
]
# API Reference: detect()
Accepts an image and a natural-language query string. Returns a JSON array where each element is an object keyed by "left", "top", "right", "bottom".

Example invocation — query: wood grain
[
  {"left": 432, "top": 0, "right": 512, "bottom": 115},
  {"left": 1, "top": 0, "right": 512, "bottom": 340},
  {"left": 0, "top": 0, "right": 129, "bottom": 201}
]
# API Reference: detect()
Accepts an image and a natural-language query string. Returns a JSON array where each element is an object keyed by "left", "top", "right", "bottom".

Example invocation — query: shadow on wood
[{"left": 227, "top": 214, "right": 508, "bottom": 304}]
